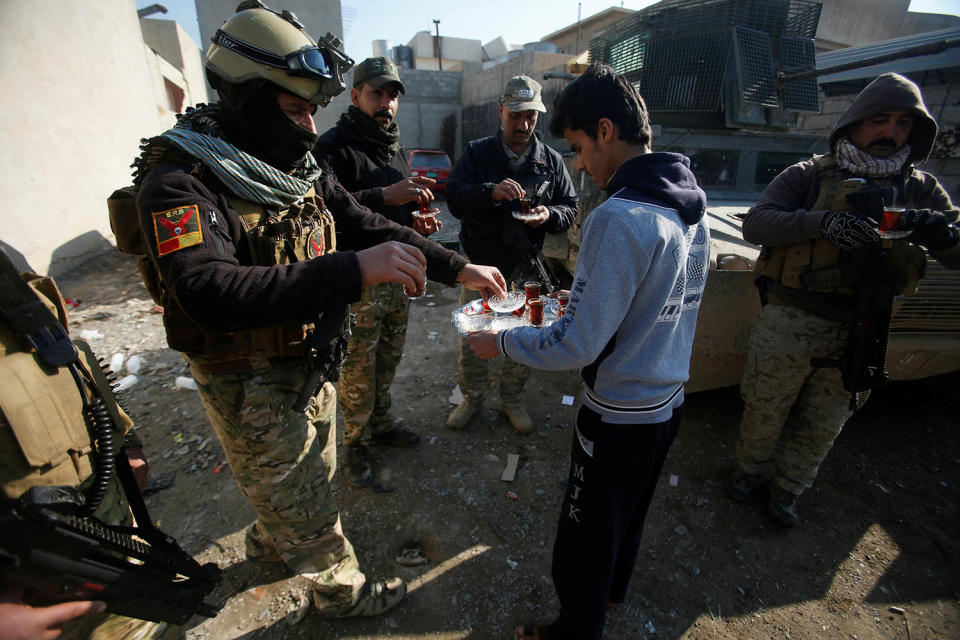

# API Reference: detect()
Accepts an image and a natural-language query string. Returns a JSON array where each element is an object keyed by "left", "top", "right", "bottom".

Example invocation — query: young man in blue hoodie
[{"left": 469, "top": 63, "right": 710, "bottom": 640}]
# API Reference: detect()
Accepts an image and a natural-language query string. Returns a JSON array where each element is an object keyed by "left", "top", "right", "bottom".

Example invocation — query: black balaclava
[{"left": 219, "top": 80, "right": 319, "bottom": 171}]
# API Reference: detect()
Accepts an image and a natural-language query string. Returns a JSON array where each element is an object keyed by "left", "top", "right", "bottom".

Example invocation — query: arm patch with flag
[{"left": 152, "top": 205, "right": 204, "bottom": 256}]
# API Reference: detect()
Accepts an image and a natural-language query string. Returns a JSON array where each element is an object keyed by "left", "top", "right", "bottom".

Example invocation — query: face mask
[{"left": 220, "top": 82, "right": 318, "bottom": 171}]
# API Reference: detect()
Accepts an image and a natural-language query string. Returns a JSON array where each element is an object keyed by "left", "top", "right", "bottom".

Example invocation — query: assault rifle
[
  {"left": 500, "top": 180, "right": 558, "bottom": 293},
  {"left": 293, "top": 304, "right": 352, "bottom": 412},
  {"left": 0, "top": 485, "right": 221, "bottom": 625},
  {"left": 812, "top": 187, "right": 899, "bottom": 409}
]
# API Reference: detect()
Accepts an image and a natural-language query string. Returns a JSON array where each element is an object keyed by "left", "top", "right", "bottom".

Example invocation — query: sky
[{"left": 140, "top": 0, "right": 960, "bottom": 59}]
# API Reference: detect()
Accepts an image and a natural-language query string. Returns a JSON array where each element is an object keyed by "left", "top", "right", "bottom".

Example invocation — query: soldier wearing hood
[{"left": 728, "top": 72, "right": 960, "bottom": 527}]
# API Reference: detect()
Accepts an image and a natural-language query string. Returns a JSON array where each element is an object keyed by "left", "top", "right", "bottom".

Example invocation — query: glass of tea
[
  {"left": 556, "top": 291, "right": 570, "bottom": 317},
  {"left": 524, "top": 281, "right": 541, "bottom": 302},
  {"left": 528, "top": 296, "right": 545, "bottom": 327}
]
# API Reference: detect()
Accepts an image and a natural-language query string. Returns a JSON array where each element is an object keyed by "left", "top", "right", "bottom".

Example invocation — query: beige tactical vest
[
  {"left": 754, "top": 155, "right": 926, "bottom": 296},
  {"left": 110, "top": 185, "right": 337, "bottom": 373},
  {"left": 0, "top": 275, "right": 132, "bottom": 499}
]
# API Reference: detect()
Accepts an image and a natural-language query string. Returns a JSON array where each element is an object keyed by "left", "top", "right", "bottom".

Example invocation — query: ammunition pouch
[{"left": 0, "top": 274, "right": 131, "bottom": 500}]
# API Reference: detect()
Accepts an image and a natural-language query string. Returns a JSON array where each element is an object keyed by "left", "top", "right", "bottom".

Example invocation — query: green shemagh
[
  {"left": 340, "top": 105, "right": 401, "bottom": 164},
  {"left": 140, "top": 104, "right": 322, "bottom": 208}
]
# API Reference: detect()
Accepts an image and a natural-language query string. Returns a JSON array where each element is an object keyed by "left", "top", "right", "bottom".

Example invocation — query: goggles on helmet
[{"left": 213, "top": 28, "right": 338, "bottom": 80}]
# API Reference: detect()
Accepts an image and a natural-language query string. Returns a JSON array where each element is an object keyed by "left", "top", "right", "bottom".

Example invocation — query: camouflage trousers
[
  {"left": 456, "top": 286, "right": 529, "bottom": 406},
  {"left": 736, "top": 303, "right": 865, "bottom": 495},
  {"left": 339, "top": 282, "right": 409, "bottom": 447},
  {"left": 189, "top": 360, "right": 365, "bottom": 609}
]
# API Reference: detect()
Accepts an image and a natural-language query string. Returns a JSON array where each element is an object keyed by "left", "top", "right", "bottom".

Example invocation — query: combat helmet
[{"left": 205, "top": 0, "right": 353, "bottom": 106}]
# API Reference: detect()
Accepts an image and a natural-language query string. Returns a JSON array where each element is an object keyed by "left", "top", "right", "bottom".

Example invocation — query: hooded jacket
[
  {"left": 498, "top": 153, "right": 710, "bottom": 424},
  {"left": 744, "top": 72, "right": 958, "bottom": 259},
  {"left": 828, "top": 72, "right": 937, "bottom": 164},
  {"left": 314, "top": 118, "right": 416, "bottom": 227}
]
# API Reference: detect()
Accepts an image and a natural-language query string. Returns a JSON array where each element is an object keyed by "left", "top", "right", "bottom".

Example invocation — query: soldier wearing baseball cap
[
  {"left": 500, "top": 75, "right": 546, "bottom": 113},
  {"left": 315, "top": 56, "right": 441, "bottom": 490},
  {"left": 353, "top": 56, "right": 406, "bottom": 94},
  {"left": 445, "top": 74, "right": 578, "bottom": 435}
]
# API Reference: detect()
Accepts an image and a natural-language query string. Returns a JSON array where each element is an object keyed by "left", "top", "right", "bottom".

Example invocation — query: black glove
[
  {"left": 820, "top": 210, "right": 880, "bottom": 251},
  {"left": 899, "top": 209, "right": 960, "bottom": 250}
]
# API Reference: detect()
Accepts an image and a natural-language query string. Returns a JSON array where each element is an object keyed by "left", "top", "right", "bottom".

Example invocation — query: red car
[{"left": 407, "top": 149, "right": 452, "bottom": 192}]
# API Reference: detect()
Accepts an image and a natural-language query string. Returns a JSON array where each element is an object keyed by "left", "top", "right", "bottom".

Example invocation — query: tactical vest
[
  {"left": 109, "top": 171, "right": 337, "bottom": 374},
  {"left": 754, "top": 155, "right": 926, "bottom": 297},
  {"left": 0, "top": 274, "right": 132, "bottom": 500}
]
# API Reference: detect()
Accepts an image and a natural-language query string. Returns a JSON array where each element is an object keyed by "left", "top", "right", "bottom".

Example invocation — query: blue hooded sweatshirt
[{"left": 497, "top": 152, "right": 710, "bottom": 424}]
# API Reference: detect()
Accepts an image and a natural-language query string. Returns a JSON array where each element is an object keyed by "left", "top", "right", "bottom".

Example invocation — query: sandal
[{"left": 515, "top": 623, "right": 553, "bottom": 640}]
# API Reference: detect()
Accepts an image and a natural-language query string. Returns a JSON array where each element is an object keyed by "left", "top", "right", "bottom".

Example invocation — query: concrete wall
[
  {"left": 321, "top": 68, "right": 463, "bottom": 158},
  {"left": 0, "top": 0, "right": 173, "bottom": 275},
  {"left": 395, "top": 69, "right": 462, "bottom": 156},
  {"left": 140, "top": 18, "right": 209, "bottom": 108},
  {"left": 816, "top": 0, "right": 960, "bottom": 50},
  {"left": 195, "top": 0, "right": 345, "bottom": 139}
]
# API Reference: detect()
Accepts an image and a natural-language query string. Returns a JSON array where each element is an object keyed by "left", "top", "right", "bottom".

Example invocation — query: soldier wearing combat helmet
[
  {"left": 127, "top": 0, "right": 505, "bottom": 618},
  {"left": 728, "top": 72, "right": 960, "bottom": 527}
]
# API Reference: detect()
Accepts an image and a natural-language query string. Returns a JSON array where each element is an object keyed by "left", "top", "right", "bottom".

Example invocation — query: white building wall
[
  {"left": 140, "top": 18, "right": 209, "bottom": 108},
  {"left": 0, "top": 0, "right": 172, "bottom": 275}
]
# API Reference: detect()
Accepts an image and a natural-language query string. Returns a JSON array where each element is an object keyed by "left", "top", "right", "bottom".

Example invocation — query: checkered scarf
[
  {"left": 157, "top": 105, "right": 322, "bottom": 207},
  {"left": 835, "top": 137, "right": 911, "bottom": 178}
]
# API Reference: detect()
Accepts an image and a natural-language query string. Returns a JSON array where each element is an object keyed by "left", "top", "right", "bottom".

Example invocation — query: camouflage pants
[
  {"left": 189, "top": 361, "right": 365, "bottom": 608},
  {"left": 736, "top": 303, "right": 865, "bottom": 495},
  {"left": 339, "top": 282, "right": 409, "bottom": 447},
  {"left": 456, "top": 286, "right": 529, "bottom": 406}
]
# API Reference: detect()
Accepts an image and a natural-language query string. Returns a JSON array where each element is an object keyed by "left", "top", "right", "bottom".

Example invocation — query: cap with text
[
  {"left": 500, "top": 75, "right": 545, "bottom": 113},
  {"left": 353, "top": 56, "right": 405, "bottom": 94}
]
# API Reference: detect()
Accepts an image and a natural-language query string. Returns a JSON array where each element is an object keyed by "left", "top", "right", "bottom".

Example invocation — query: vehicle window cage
[{"left": 589, "top": 0, "right": 821, "bottom": 114}]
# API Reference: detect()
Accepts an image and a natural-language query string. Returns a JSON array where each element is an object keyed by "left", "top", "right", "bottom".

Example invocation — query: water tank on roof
[
  {"left": 506, "top": 49, "right": 522, "bottom": 61},
  {"left": 372, "top": 40, "right": 393, "bottom": 59},
  {"left": 393, "top": 45, "right": 415, "bottom": 69},
  {"left": 522, "top": 42, "right": 559, "bottom": 54}
]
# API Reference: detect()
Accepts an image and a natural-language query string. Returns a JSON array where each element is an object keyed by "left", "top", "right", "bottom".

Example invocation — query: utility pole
[
  {"left": 433, "top": 19, "right": 442, "bottom": 71},
  {"left": 576, "top": 3, "right": 582, "bottom": 54}
]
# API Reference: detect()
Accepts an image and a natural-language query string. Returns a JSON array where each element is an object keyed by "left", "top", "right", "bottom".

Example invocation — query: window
[
  {"left": 688, "top": 149, "right": 738, "bottom": 189},
  {"left": 755, "top": 152, "right": 808, "bottom": 189},
  {"left": 164, "top": 78, "right": 185, "bottom": 113}
]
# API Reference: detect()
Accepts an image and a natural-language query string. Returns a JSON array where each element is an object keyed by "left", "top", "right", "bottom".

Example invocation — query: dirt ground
[{"left": 54, "top": 203, "right": 959, "bottom": 640}]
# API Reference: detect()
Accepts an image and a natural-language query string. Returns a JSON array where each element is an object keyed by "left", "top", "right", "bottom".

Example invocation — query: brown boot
[
  {"left": 502, "top": 404, "right": 533, "bottom": 434},
  {"left": 447, "top": 400, "right": 479, "bottom": 430}
]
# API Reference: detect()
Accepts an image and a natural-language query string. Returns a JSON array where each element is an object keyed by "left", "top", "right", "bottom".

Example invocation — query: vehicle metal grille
[
  {"left": 779, "top": 35, "right": 819, "bottom": 111},
  {"left": 734, "top": 27, "right": 778, "bottom": 107},
  {"left": 641, "top": 33, "right": 730, "bottom": 111},
  {"left": 891, "top": 259, "right": 960, "bottom": 334},
  {"left": 589, "top": 0, "right": 821, "bottom": 114}
]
